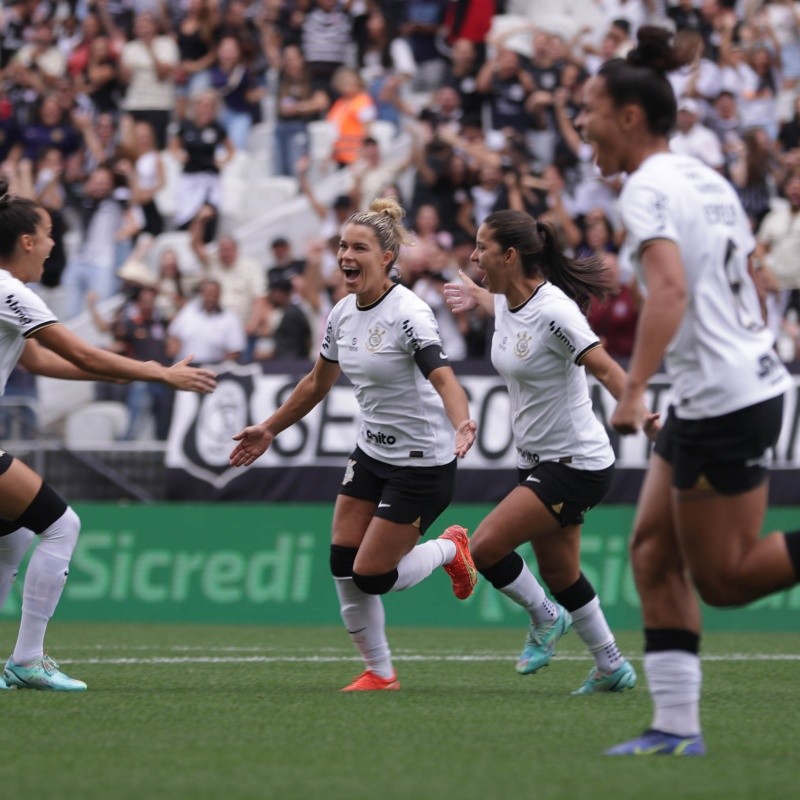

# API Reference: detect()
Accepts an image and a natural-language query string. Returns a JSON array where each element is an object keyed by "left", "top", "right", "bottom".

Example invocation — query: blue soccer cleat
[
  {"left": 4, "top": 654, "right": 87, "bottom": 692},
  {"left": 0, "top": 673, "right": 12, "bottom": 690},
  {"left": 516, "top": 605, "right": 572, "bottom": 675},
  {"left": 605, "top": 729, "right": 706, "bottom": 756},
  {"left": 571, "top": 659, "right": 637, "bottom": 695}
]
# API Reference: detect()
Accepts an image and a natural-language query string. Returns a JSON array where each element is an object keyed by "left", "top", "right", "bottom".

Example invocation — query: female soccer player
[
  {"left": 445, "top": 209, "right": 656, "bottom": 695},
  {"left": 0, "top": 178, "right": 217, "bottom": 691},
  {"left": 229, "top": 198, "right": 478, "bottom": 691},
  {"left": 576, "top": 26, "right": 798, "bottom": 756}
]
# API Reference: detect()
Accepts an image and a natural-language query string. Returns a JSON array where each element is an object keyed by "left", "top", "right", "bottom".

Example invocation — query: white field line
[{"left": 57, "top": 652, "right": 800, "bottom": 666}]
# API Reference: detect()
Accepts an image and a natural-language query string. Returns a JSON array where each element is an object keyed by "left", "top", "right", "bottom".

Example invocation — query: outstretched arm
[
  {"left": 443, "top": 269, "right": 495, "bottom": 316},
  {"left": 428, "top": 366, "right": 477, "bottom": 458},
  {"left": 229, "top": 356, "right": 342, "bottom": 466}
]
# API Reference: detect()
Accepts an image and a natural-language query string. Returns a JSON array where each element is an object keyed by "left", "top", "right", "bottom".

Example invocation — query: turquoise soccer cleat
[
  {"left": 0, "top": 673, "right": 11, "bottom": 690},
  {"left": 605, "top": 729, "right": 706, "bottom": 756},
  {"left": 571, "top": 659, "right": 637, "bottom": 695},
  {"left": 516, "top": 605, "right": 572, "bottom": 675},
  {"left": 4, "top": 654, "right": 87, "bottom": 692}
]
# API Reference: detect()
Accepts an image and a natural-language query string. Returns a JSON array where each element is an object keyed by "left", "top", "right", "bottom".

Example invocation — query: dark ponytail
[
  {"left": 599, "top": 25, "right": 692, "bottom": 137},
  {"left": 535, "top": 221, "right": 611, "bottom": 313},
  {"left": 483, "top": 210, "right": 611, "bottom": 313},
  {"left": 0, "top": 177, "right": 43, "bottom": 260}
]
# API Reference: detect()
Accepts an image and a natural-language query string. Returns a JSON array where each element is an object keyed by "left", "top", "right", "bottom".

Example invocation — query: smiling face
[
  {"left": 576, "top": 75, "right": 627, "bottom": 177},
  {"left": 337, "top": 223, "right": 393, "bottom": 304},
  {"left": 17, "top": 209, "right": 55, "bottom": 283}
]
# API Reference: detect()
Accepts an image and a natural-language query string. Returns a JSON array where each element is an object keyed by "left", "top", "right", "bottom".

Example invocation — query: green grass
[{"left": 0, "top": 622, "right": 798, "bottom": 800}]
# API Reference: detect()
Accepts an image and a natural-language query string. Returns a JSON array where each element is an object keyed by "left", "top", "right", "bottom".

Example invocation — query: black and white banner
[{"left": 165, "top": 361, "right": 800, "bottom": 503}]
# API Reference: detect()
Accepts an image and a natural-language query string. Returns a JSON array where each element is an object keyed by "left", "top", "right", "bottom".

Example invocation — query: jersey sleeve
[
  {"left": 0, "top": 285, "right": 58, "bottom": 338},
  {"left": 398, "top": 299, "right": 443, "bottom": 356},
  {"left": 543, "top": 298, "right": 601, "bottom": 364},
  {"left": 620, "top": 176, "right": 680, "bottom": 256}
]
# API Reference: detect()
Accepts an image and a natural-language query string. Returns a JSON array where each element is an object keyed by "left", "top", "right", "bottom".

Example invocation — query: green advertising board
[{"left": 2, "top": 503, "right": 799, "bottom": 630}]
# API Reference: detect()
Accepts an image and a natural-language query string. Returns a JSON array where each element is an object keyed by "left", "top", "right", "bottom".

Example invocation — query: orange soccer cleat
[
  {"left": 439, "top": 525, "right": 478, "bottom": 600},
  {"left": 340, "top": 670, "right": 401, "bottom": 692}
]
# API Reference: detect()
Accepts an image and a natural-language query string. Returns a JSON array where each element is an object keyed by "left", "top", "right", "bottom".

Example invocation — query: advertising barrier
[
  {"left": 3, "top": 503, "right": 799, "bottom": 630},
  {"left": 164, "top": 363, "right": 800, "bottom": 503}
]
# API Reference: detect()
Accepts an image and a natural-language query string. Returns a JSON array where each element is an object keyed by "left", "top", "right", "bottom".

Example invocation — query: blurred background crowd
[{"left": 2, "top": 0, "right": 800, "bottom": 442}]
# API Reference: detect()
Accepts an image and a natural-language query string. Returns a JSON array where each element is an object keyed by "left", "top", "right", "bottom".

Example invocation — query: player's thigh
[
  {"left": 471, "top": 486, "right": 561, "bottom": 568},
  {"left": 675, "top": 482, "right": 768, "bottom": 590},
  {"left": 0, "top": 454, "right": 44, "bottom": 520},
  {"left": 331, "top": 494, "right": 375, "bottom": 549},
  {"left": 354, "top": 517, "right": 427, "bottom": 575}
]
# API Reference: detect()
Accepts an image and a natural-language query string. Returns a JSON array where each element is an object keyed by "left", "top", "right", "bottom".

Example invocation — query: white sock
[
  {"left": 13, "top": 508, "right": 80, "bottom": 665},
  {"left": 645, "top": 650, "right": 702, "bottom": 737},
  {"left": 570, "top": 596, "right": 624, "bottom": 673},
  {"left": 498, "top": 562, "right": 557, "bottom": 624},
  {"left": 0, "top": 528, "right": 35, "bottom": 608},
  {"left": 334, "top": 576, "right": 394, "bottom": 679},
  {"left": 392, "top": 539, "right": 453, "bottom": 591}
]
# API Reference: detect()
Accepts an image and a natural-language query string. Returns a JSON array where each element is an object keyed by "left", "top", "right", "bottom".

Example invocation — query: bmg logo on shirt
[
  {"left": 401, "top": 318, "right": 421, "bottom": 352},
  {"left": 6, "top": 294, "right": 33, "bottom": 325},
  {"left": 365, "top": 428, "right": 397, "bottom": 447},
  {"left": 548, "top": 320, "right": 575, "bottom": 354}
]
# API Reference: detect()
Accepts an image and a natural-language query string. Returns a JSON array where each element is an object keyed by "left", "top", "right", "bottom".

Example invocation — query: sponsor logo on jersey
[
  {"left": 401, "top": 318, "right": 421, "bottom": 352},
  {"left": 322, "top": 322, "right": 333, "bottom": 351},
  {"left": 348, "top": 337, "right": 358, "bottom": 352},
  {"left": 548, "top": 321, "right": 575, "bottom": 353},
  {"left": 366, "top": 326, "right": 385, "bottom": 352},
  {"left": 514, "top": 331, "right": 531, "bottom": 358},
  {"left": 6, "top": 294, "right": 33, "bottom": 326},
  {"left": 365, "top": 428, "right": 397, "bottom": 446},
  {"left": 518, "top": 447, "right": 540, "bottom": 463},
  {"left": 645, "top": 189, "right": 668, "bottom": 232}
]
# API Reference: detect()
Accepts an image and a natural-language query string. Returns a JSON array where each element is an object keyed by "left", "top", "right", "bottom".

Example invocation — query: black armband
[{"left": 414, "top": 344, "right": 449, "bottom": 378}]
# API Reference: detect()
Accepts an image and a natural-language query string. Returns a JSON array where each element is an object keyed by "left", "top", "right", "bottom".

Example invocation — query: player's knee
[
  {"left": 352, "top": 569, "right": 398, "bottom": 595},
  {"left": 469, "top": 529, "right": 502, "bottom": 570},
  {"left": 330, "top": 544, "right": 358, "bottom": 578},
  {"left": 19, "top": 483, "right": 78, "bottom": 547},
  {"left": 693, "top": 574, "right": 742, "bottom": 608}
]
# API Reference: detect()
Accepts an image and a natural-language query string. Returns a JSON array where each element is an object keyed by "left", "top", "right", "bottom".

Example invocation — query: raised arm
[{"left": 443, "top": 268, "right": 495, "bottom": 316}]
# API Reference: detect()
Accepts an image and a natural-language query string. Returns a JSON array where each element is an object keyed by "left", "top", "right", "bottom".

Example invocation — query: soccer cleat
[
  {"left": 3, "top": 654, "right": 87, "bottom": 692},
  {"left": 340, "top": 670, "right": 400, "bottom": 692},
  {"left": 516, "top": 605, "right": 572, "bottom": 675},
  {"left": 439, "top": 525, "right": 478, "bottom": 599},
  {"left": 0, "top": 673, "right": 11, "bottom": 690},
  {"left": 605, "top": 729, "right": 706, "bottom": 756},
  {"left": 571, "top": 659, "right": 637, "bottom": 695}
]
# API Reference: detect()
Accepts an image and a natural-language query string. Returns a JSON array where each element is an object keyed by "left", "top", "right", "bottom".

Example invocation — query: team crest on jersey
[
  {"left": 366, "top": 326, "right": 386, "bottom": 352},
  {"left": 342, "top": 459, "right": 356, "bottom": 485},
  {"left": 514, "top": 331, "right": 531, "bottom": 358}
]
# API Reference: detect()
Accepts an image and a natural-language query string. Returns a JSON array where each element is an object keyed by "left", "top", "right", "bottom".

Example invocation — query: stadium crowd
[{"left": 2, "top": 0, "right": 800, "bottom": 439}]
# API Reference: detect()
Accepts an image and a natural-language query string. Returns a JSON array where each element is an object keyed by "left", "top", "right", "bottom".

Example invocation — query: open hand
[{"left": 229, "top": 423, "right": 275, "bottom": 467}]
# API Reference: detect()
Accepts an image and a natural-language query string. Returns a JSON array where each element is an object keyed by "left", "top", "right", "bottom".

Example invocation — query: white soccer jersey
[
  {"left": 320, "top": 284, "right": 455, "bottom": 466},
  {"left": 492, "top": 283, "right": 614, "bottom": 471},
  {"left": 0, "top": 269, "right": 57, "bottom": 394},
  {"left": 620, "top": 153, "right": 792, "bottom": 419}
]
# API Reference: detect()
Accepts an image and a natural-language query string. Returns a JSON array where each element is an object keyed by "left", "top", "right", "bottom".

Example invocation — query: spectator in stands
[
  {"left": 267, "top": 236, "right": 306, "bottom": 283},
  {"left": 168, "top": 278, "right": 246, "bottom": 364},
  {"left": 756, "top": 171, "right": 800, "bottom": 326},
  {"left": 350, "top": 135, "right": 411, "bottom": 210},
  {"left": 358, "top": 7, "right": 417, "bottom": 127},
  {"left": 119, "top": 11, "right": 179, "bottom": 149},
  {"left": 118, "top": 119, "right": 165, "bottom": 240},
  {"left": 155, "top": 247, "right": 192, "bottom": 321},
  {"left": 169, "top": 90, "right": 234, "bottom": 242},
  {"left": 298, "top": 153, "right": 356, "bottom": 239},
  {"left": 20, "top": 94, "right": 83, "bottom": 163},
  {"left": 456, "top": 163, "right": 509, "bottom": 239},
  {"left": 8, "top": 17, "right": 66, "bottom": 93},
  {"left": 190, "top": 231, "right": 268, "bottom": 356},
  {"left": 669, "top": 98, "right": 725, "bottom": 170},
  {"left": 73, "top": 34, "right": 122, "bottom": 116},
  {"left": 729, "top": 125, "right": 782, "bottom": 231},
  {"left": 476, "top": 47, "right": 536, "bottom": 139},
  {"left": 443, "top": 37, "right": 483, "bottom": 125},
  {"left": 326, "top": 67, "right": 377, "bottom": 168},
  {"left": 667, "top": 29, "right": 722, "bottom": 116},
  {"left": 400, "top": 0, "right": 449, "bottom": 91},
  {"left": 174, "top": 0, "right": 217, "bottom": 121},
  {"left": 61, "top": 164, "right": 126, "bottom": 317},
  {"left": 302, "top": 0, "right": 354, "bottom": 91},
  {"left": 209, "top": 35, "right": 265, "bottom": 151},
  {"left": 274, "top": 44, "right": 329, "bottom": 176},
  {"left": 0, "top": 176, "right": 215, "bottom": 692},
  {"left": 707, "top": 88, "right": 744, "bottom": 176},
  {"left": 253, "top": 274, "right": 312, "bottom": 361}
]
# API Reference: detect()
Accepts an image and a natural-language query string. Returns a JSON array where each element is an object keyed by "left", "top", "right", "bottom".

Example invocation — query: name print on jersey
[
  {"left": 365, "top": 428, "right": 397, "bottom": 447},
  {"left": 548, "top": 320, "right": 576, "bottom": 354},
  {"left": 5, "top": 294, "right": 33, "bottom": 325}
]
